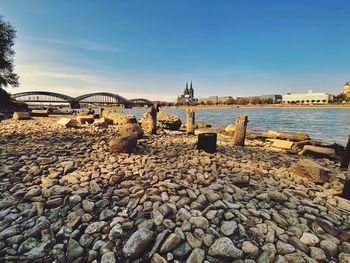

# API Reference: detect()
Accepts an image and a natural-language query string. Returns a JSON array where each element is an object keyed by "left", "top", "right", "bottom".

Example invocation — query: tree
[{"left": 0, "top": 16, "right": 19, "bottom": 89}]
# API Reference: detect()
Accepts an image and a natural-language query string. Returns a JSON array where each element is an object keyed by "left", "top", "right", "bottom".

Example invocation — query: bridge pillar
[{"left": 69, "top": 100, "right": 80, "bottom": 109}]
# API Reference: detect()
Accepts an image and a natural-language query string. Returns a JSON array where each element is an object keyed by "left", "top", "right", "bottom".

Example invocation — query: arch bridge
[{"left": 13, "top": 91, "right": 153, "bottom": 108}]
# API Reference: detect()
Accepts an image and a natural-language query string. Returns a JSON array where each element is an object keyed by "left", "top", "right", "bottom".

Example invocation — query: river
[{"left": 88, "top": 107, "right": 350, "bottom": 146}]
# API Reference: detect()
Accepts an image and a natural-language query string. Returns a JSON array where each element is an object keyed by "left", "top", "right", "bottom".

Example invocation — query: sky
[{"left": 1, "top": 0, "right": 350, "bottom": 101}]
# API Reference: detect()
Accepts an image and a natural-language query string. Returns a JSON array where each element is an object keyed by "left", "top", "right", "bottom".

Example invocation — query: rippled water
[{"left": 100, "top": 108, "right": 350, "bottom": 146}]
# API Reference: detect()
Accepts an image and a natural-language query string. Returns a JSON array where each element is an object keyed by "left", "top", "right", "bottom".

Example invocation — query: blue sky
[{"left": 1, "top": 0, "right": 349, "bottom": 101}]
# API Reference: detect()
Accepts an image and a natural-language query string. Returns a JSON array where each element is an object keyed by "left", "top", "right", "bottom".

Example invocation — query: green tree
[{"left": 0, "top": 16, "right": 19, "bottom": 89}]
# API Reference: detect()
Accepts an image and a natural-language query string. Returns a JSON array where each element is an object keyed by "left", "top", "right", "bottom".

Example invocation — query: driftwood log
[
  {"left": 186, "top": 109, "right": 195, "bottom": 134},
  {"left": 233, "top": 114, "right": 248, "bottom": 146},
  {"left": 197, "top": 133, "right": 217, "bottom": 153}
]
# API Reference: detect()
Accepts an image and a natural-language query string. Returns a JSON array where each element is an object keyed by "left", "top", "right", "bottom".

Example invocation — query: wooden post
[
  {"left": 341, "top": 133, "right": 350, "bottom": 168},
  {"left": 99, "top": 108, "right": 104, "bottom": 119},
  {"left": 233, "top": 114, "right": 248, "bottom": 146},
  {"left": 197, "top": 133, "right": 217, "bottom": 153},
  {"left": 186, "top": 109, "right": 195, "bottom": 134},
  {"left": 340, "top": 163, "right": 350, "bottom": 200},
  {"left": 146, "top": 102, "right": 160, "bottom": 135}
]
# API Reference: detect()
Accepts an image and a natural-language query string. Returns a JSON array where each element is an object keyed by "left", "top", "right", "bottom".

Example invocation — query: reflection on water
[{"left": 99, "top": 108, "right": 350, "bottom": 146}]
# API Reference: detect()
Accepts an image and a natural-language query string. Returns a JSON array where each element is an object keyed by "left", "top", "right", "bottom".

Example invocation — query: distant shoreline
[{"left": 165, "top": 104, "right": 350, "bottom": 110}]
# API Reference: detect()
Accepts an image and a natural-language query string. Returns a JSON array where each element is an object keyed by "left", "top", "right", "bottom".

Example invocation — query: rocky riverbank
[{"left": 0, "top": 115, "right": 350, "bottom": 263}]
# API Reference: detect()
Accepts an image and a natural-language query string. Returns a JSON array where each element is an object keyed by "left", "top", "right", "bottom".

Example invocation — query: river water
[{"left": 94, "top": 107, "right": 350, "bottom": 146}]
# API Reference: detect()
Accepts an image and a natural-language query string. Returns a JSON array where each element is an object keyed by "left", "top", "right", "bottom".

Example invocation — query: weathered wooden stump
[
  {"left": 233, "top": 114, "right": 248, "bottom": 146},
  {"left": 197, "top": 133, "right": 217, "bottom": 153},
  {"left": 145, "top": 102, "right": 160, "bottom": 135},
  {"left": 99, "top": 108, "right": 104, "bottom": 119},
  {"left": 340, "top": 163, "right": 350, "bottom": 200},
  {"left": 186, "top": 109, "right": 195, "bottom": 134},
  {"left": 341, "top": 133, "right": 350, "bottom": 168}
]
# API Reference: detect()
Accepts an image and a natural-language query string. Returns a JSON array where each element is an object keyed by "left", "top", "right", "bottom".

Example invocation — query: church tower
[
  {"left": 189, "top": 81, "right": 194, "bottom": 98},
  {"left": 184, "top": 82, "right": 189, "bottom": 96},
  {"left": 344, "top": 82, "right": 350, "bottom": 97}
]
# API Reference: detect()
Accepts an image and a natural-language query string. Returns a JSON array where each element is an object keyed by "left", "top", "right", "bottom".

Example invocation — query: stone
[
  {"left": 67, "top": 238, "right": 84, "bottom": 260},
  {"left": 341, "top": 243, "right": 350, "bottom": 254},
  {"left": 270, "top": 139, "right": 294, "bottom": 150},
  {"left": 189, "top": 216, "right": 209, "bottom": 229},
  {"left": 151, "top": 209, "right": 164, "bottom": 226},
  {"left": 336, "top": 197, "right": 350, "bottom": 211},
  {"left": 320, "top": 240, "right": 338, "bottom": 257},
  {"left": 276, "top": 240, "right": 295, "bottom": 254},
  {"left": 85, "top": 221, "right": 107, "bottom": 234},
  {"left": 101, "top": 251, "right": 116, "bottom": 263},
  {"left": 300, "top": 232, "right": 319, "bottom": 246},
  {"left": 289, "top": 236, "right": 309, "bottom": 254},
  {"left": 109, "top": 224, "right": 123, "bottom": 241},
  {"left": 225, "top": 125, "right": 235, "bottom": 135},
  {"left": 120, "top": 123, "right": 144, "bottom": 138},
  {"left": 93, "top": 118, "right": 109, "bottom": 128},
  {"left": 18, "top": 237, "right": 38, "bottom": 254},
  {"left": 109, "top": 135, "right": 138, "bottom": 154},
  {"left": 152, "top": 111, "right": 182, "bottom": 130},
  {"left": 79, "top": 234, "right": 94, "bottom": 248},
  {"left": 310, "top": 247, "right": 327, "bottom": 262},
  {"left": 13, "top": 112, "right": 31, "bottom": 120},
  {"left": 102, "top": 110, "right": 133, "bottom": 125},
  {"left": 122, "top": 228, "right": 154, "bottom": 258},
  {"left": 284, "top": 253, "right": 306, "bottom": 263},
  {"left": 242, "top": 241, "right": 259, "bottom": 258},
  {"left": 152, "top": 253, "right": 167, "bottom": 263},
  {"left": 77, "top": 115, "right": 94, "bottom": 124},
  {"left": 82, "top": 200, "right": 95, "bottom": 212},
  {"left": 22, "top": 239, "right": 55, "bottom": 260},
  {"left": 173, "top": 241, "right": 192, "bottom": 258},
  {"left": 339, "top": 253, "right": 350, "bottom": 263},
  {"left": 160, "top": 233, "right": 182, "bottom": 253},
  {"left": 290, "top": 159, "right": 329, "bottom": 183},
  {"left": 220, "top": 220, "right": 237, "bottom": 236},
  {"left": 186, "top": 248, "right": 205, "bottom": 263},
  {"left": 208, "top": 237, "right": 243, "bottom": 259},
  {"left": 292, "top": 133, "right": 310, "bottom": 141},
  {"left": 299, "top": 145, "right": 335, "bottom": 158},
  {"left": 256, "top": 250, "right": 275, "bottom": 263},
  {"left": 56, "top": 118, "right": 77, "bottom": 128}
]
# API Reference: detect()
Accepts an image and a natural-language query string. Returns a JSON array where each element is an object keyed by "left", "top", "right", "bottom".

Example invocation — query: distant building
[
  {"left": 177, "top": 81, "right": 194, "bottom": 102},
  {"left": 236, "top": 94, "right": 282, "bottom": 103},
  {"left": 198, "top": 96, "right": 233, "bottom": 104},
  {"left": 282, "top": 90, "right": 334, "bottom": 104},
  {"left": 344, "top": 82, "right": 350, "bottom": 97}
]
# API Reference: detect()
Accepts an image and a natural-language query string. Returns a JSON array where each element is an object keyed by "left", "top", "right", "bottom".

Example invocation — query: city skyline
[{"left": 1, "top": 0, "right": 349, "bottom": 101}]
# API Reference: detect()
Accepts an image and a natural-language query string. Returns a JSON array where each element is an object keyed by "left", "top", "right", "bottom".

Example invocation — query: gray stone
[
  {"left": 18, "top": 237, "right": 39, "bottom": 254},
  {"left": 186, "top": 248, "right": 205, "bottom": 263},
  {"left": 122, "top": 228, "right": 154, "bottom": 258},
  {"left": 310, "top": 247, "right": 327, "bottom": 262},
  {"left": 149, "top": 229, "right": 171, "bottom": 257},
  {"left": 339, "top": 253, "right": 350, "bottom": 263},
  {"left": 220, "top": 220, "right": 237, "bottom": 236},
  {"left": 82, "top": 200, "right": 95, "bottom": 212},
  {"left": 176, "top": 208, "right": 191, "bottom": 221},
  {"left": 67, "top": 238, "right": 84, "bottom": 260},
  {"left": 79, "top": 234, "right": 94, "bottom": 248},
  {"left": 85, "top": 221, "right": 106, "bottom": 234},
  {"left": 289, "top": 236, "right": 309, "bottom": 254},
  {"left": 101, "top": 251, "right": 116, "bottom": 263},
  {"left": 189, "top": 216, "right": 209, "bottom": 229},
  {"left": 109, "top": 223, "right": 123, "bottom": 241},
  {"left": 151, "top": 209, "right": 164, "bottom": 226},
  {"left": 208, "top": 237, "right": 243, "bottom": 259},
  {"left": 276, "top": 240, "right": 295, "bottom": 254},
  {"left": 160, "top": 233, "right": 182, "bottom": 253},
  {"left": 256, "top": 250, "right": 275, "bottom": 263},
  {"left": 320, "top": 239, "right": 338, "bottom": 257},
  {"left": 185, "top": 232, "right": 203, "bottom": 248},
  {"left": 22, "top": 239, "right": 55, "bottom": 260},
  {"left": 173, "top": 241, "right": 192, "bottom": 258},
  {"left": 242, "top": 241, "right": 259, "bottom": 258},
  {"left": 99, "top": 209, "right": 115, "bottom": 221},
  {"left": 341, "top": 242, "right": 350, "bottom": 254}
]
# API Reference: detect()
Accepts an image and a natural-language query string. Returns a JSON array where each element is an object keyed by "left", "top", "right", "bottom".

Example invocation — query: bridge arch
[
  {"left": 75, "top": 92, "right": 130, "bottom": 105},
  {"left": 13, "top": 91, "right": 80, "bottom": 108},
  {"left": 128, "top": 98, "right": 153, "bottom": 106}
]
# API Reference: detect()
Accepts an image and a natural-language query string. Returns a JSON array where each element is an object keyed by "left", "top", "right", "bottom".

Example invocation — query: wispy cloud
[{"left": 20, "top": 36, "right": 119, "bottom": 52}]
